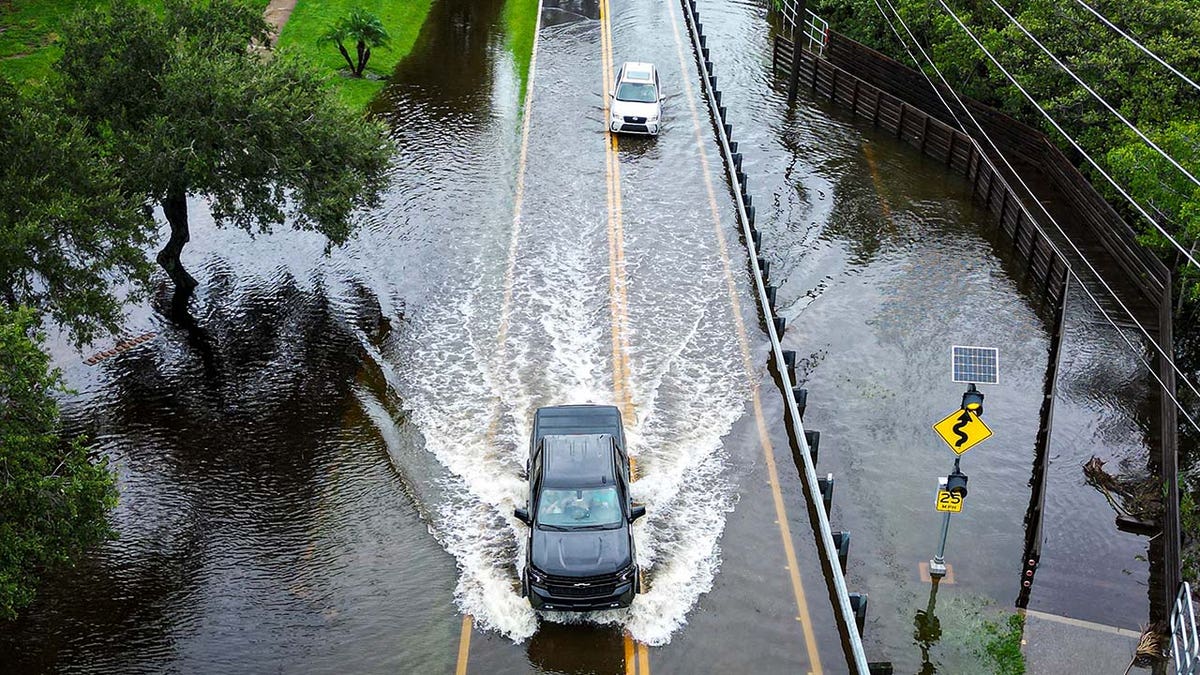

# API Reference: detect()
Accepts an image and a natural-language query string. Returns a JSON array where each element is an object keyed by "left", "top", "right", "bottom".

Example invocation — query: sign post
[
  {"left": 929, "top": 457, "right": 968, "bottom": 578},
  {"left": 928, "top": 347, "right": 998, "bottom": 579}
]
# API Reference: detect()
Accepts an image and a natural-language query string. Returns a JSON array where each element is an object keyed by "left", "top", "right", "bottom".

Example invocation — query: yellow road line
[
  {"left": 620, "top": 632, "right": 651, "bottom": 674},
  {"left": 455, "top": 0, "right": 547, "bottom": 669},
  {"left": 862, "top": 143, "right": 893, "bottom": 222},
  {"left": 663, "top": 0, "right": 823, "bottom": 671},
  {"left": 603, "top": 2, "right": 648, "bottom": 673},
  {"left": 455, "top": 615, "right": 474, "bottom": 675},
  {"left": 601, "top": 0, "right": 635, "bottom": 428}
]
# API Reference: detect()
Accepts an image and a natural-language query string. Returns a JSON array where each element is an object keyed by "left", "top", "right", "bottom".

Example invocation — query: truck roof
[{"left": 542, "top": 434, "right": 616, "bottom": 488}]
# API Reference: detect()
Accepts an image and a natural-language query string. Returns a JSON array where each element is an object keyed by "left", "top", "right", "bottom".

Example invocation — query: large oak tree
[
  {"left": 0, "top": 78, "right": 154, "bottom": 348},
  {"left": 55, "top": 0, "right": 394, "bottom": 302}
]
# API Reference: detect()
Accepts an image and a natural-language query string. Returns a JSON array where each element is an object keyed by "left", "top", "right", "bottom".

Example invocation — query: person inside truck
[{"left": 561, "top": 491, "right": 591, "bottom": 520}]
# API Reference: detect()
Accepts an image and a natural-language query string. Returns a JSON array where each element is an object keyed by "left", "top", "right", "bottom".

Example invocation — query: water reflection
[
  {"left": 526, "top": 623, "right": 625, "bottom": 674},
  {"left": 0, "top": 275, "right": 390, "bottom": 672},
  {"left": 913, "top": 581, "right": 943, "bottom": 675}
]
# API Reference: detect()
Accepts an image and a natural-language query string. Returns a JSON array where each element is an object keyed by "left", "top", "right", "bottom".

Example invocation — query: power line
[
  {"left": 1073, "top": 0, "right": 1200, "bottom": 96},
  {"left": 984, "top": 0, "right": 1200, "bottom": 271},
  {"left": 866, "top": 0, "right": 1200, "bottom": 432},
  {"left": 929, "top": 0, "right": 1200, "bottom": 423}
]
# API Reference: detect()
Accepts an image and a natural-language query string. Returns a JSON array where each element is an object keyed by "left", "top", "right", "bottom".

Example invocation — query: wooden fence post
[{"left": 786, "top": 0, "right": 809, "bottom": 104}]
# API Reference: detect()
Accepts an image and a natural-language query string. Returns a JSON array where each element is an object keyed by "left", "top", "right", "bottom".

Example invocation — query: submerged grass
[
  {"left": 978, "top": 612, "right": 1026, "bottom": 675},
  {"left": 277, "top": 0, "right": 436, "bottom": 111},
  {"left": 503, "top": 0, "right": 539, "bottom": 98}
]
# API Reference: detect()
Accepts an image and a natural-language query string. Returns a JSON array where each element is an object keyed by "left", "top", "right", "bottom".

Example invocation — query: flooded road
[{"left": 0, "top": 0, "right": 1160, "bottom": 671}]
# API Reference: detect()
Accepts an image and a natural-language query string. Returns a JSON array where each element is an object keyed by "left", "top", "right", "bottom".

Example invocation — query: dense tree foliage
[
  {"left": 813, "top": 0, "right": 1200, "bottom": 303},
  {"left": 0, "top": 307, "right": 117, "bottom": 620},
  {"left": 55, "top": 0, "right": 395, "bottom": 299},
  {"left": 0, "top": 77, "right": 154, "bottom": 347}
]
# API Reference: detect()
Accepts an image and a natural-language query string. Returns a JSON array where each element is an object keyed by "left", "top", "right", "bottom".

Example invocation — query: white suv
[{"left": 609, "top": 62, "right": 661, "bottom": 136}]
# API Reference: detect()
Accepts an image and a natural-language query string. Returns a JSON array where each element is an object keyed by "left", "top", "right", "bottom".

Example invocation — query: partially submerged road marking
[
  {"left": 455, "top": 0, "right": 547, "bottom": 668},
  {"left": 602, "top": 0, "right": 650, "bottom": 671},
  {"left": 664, "top": 0, "right": 824, "bottom": 670},
  {"left": 862, "top": 143, "right": 894, "bottom": 224}
]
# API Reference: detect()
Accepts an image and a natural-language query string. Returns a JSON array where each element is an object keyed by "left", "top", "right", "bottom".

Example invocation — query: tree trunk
[
  {"left": 355, "top": 40, "right": 366, "bottom": 76},
  {"left": 362, "top": 47, "right": 371, "bottom": 74},
  {"left": 335, "top": 41, "right": 355, "bottom": 72},
  {"left": 156, "top": 187, "right": 198, "bottom": 297}
]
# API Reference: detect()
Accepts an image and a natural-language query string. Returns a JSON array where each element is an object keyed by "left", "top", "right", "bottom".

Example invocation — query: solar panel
[{"left": 951, "top": 345, "right": 999, "bottom": 384}]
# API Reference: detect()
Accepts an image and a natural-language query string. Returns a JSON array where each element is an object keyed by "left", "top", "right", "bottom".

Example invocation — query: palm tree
[{"left": 321, "top": 9, "right": 390, "bottom": 77}]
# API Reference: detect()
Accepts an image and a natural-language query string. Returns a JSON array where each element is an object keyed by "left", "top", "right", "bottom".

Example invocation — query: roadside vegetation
[
  {"left": 276, "top": 0, "right": 436, "bottom": 110},
  {"left": 977, "top": 612, "right": 1026, "bottom": 675},
  {"left": 0, "top": 308, "right": 119, "bottom": 621},
  {"left": 0, "top": 0, "right": 394, "bottom": 619},
  {"left": 504, "top": 0, "right": 540, "bottom": 96},
  {"left": 810, "top": 0, "right": 1199, "bottom": 302},
  {"left": 57, "top": 0, "right": 393, "bottom": 306},
  {"left": 0, "top": 0, "right": 271, "bottom": 89}
]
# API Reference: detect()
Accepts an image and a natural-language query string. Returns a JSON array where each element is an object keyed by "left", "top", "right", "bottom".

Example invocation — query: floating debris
[
  {"left": 84, "top": 332, "right": 158, "bottom": 366},
  {"left": 1083, "top": 456, "right": 1162, "bottom": 522},
  {"left": 1123, "top": 622, "right": 1168, "bottom": 674}
]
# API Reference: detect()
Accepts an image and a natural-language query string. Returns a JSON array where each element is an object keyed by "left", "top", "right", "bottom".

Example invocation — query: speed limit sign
[{"left": 936, "top": 489, "right": 964, "bottom": 513}]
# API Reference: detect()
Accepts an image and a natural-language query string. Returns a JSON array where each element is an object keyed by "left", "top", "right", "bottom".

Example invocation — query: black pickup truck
[{"left": 514, "top": 405, "right": 645, "bottom": 611}]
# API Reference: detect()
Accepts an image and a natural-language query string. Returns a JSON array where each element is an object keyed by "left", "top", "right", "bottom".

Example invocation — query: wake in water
[{"left": 352, "top": 199, "right": 752, "bottom": 645}]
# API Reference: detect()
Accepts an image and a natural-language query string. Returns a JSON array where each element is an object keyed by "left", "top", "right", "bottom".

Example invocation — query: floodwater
[{"left": 0, "top": 0, "right": 1159, "bottom": 671}]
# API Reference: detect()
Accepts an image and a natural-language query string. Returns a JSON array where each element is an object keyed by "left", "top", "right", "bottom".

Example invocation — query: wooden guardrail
[{"left": 772, "top": 37, "right": 1069, "bottom": 302}]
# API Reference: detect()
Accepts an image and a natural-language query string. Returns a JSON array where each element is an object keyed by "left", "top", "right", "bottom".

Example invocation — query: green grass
[
  {"left": 0, "top": 0, "right": 270, "bottom": 90},
  {"left": 276, "top": 0, "right": 436, "bottom": 111},
  {"left": 978, "top": 612, "right": 1026, "bottom": 675},
  {"left": 503, "top": 0, "right": 539, "bottom": 98},
  {"left": 0, "top": 0, "right": 106, "bottom": 89},
  {"left": 4, "top": 0, "right": 544, "bottom": 112}
]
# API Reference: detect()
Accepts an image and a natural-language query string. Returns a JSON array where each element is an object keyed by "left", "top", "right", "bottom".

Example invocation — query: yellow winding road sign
[{"left": 933, "top": 409, "right": 992, "bottom": 455}]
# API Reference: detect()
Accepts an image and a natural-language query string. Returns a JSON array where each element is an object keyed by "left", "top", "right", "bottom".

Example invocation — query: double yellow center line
[
  {"left": 600, "top": 0, "right": 635, "bottom": 430},
  {"left": 600, "top": 1, "right": 651, "bottom": 673}
]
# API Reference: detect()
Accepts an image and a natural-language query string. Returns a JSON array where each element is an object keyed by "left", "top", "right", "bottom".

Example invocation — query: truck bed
[{"left": 531, "top": 405, "right": 625, "bottom": 456}]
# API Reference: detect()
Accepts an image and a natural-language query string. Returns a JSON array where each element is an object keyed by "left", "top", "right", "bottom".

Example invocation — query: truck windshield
[{"left": 537, "top": 487, "right": 622, "bottom": 528}]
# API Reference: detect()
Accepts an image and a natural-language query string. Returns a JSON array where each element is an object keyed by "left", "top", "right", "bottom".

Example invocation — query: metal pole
[
  {"left": 930, "top": 511, "right": 951, "bottom": 575},
  {"left": 930, "top": 457, "right": 961, "bottom": 578}
]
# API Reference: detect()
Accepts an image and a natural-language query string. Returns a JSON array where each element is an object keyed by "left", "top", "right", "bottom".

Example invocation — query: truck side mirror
[
  {"left": 629, "top": 504, "right": 646, "bottom": 522},
  {"left": 514, "top": 507, "right": 531, "bottom": 525}
]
